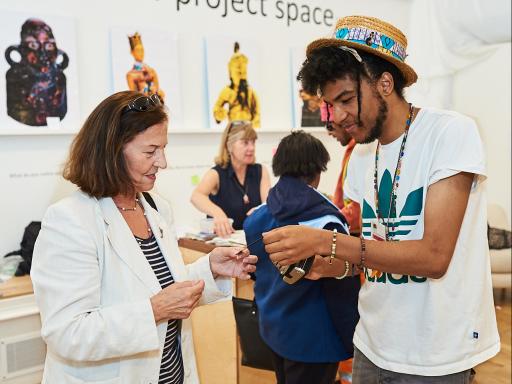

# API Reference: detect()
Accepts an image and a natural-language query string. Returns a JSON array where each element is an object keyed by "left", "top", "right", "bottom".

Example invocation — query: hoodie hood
[{"left": 267, "top": 175, "right": 344, "bottom": 224}]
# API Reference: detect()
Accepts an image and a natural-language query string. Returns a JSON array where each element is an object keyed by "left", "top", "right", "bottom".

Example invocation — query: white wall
[
  {"left": 0, "top": 0, "right": 412, "bottom": 131},
  {"left": 0, "top": 0, "right": 411, "bottom": 255},
  {"left": 453, "top": 44, "right": 511, "bottom": 224}
]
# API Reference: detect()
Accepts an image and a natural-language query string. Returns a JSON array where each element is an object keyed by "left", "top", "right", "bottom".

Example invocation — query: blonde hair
[{"left": 215, "top": 121, "right": 258, "bottom": 168}]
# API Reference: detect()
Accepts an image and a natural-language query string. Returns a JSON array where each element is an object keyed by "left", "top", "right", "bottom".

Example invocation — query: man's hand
[
  {"left": 209, "top": 247, "right": 258, "bottom": 280},
  {"left": 263, "top": 225, "right": 327, "bottom": 266},
  {"left": 305, "top": 255, "right": 347, "bottom": 280}
]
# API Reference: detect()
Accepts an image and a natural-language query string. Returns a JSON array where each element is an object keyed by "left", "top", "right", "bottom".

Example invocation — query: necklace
[
  {"left": 116, "top": 198, "right": 139, "bottom": 211},
  {"left": 233, "top": 172, "right": 250, "bottom": 205},
  {"left": 136, "top": 221, "right": 153, "bottom": 245},
  {"left": 143, "top": 210, "right": 152, "bottom": 233},
  {"left": 136, "top": 223, "right": 153, "bottom": 245},
  {"left": 373, "top": 103, "right": 414, "bottom": 241}
]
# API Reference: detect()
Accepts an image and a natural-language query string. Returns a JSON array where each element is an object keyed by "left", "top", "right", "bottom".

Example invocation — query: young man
[
  {"left": 322, "top": 101, "right": 361, "bottom": 235},
  {"left": 321, "top": 101, "right": 362, "bottom": 384},
  {"left": 263, "top": 15, "right": 499, "bottom": 383}
]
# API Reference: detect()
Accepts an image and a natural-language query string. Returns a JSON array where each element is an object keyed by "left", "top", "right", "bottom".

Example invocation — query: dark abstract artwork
[{"left": 5, "top": 18, "right": 68, "bottom": 126}]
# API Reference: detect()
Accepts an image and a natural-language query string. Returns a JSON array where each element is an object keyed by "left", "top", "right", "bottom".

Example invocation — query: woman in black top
[{"left": 191, "top": 121, "right": 270, "bottom": 237}]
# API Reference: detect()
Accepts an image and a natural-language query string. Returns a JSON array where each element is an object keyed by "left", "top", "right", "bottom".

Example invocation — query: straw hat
[{"left": 307, "top": 15, "right": 417, "bottom": 87}]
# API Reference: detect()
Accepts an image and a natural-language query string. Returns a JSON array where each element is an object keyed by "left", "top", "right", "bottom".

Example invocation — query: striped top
[{"left": 136, "top": 234, "right": 184, "bottom": 384}]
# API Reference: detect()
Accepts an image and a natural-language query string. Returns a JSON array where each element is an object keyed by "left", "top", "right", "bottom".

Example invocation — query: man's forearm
[{"left": 315, "top": 231, "right": 450, "bottom": 279}]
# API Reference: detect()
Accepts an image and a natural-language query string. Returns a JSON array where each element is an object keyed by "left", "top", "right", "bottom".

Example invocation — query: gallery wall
[
  {"left": 0, "top": 0, "right": 509, "bottom": 259},
  {"left": 405, "top": 0, "right": 511, "bottom": 224},
  {"left": 452, "top": 45, "right": 511, "bottom": 222},
  {"left": 0, "top": 0, "right": 412, "bottom": 256}
]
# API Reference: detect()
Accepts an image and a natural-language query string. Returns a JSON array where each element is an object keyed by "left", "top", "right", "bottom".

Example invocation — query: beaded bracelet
[
  {"left": 357, "top": 236, "right": 366, "bottom": 270},
  {"left": 335, "top": 260, "right": 351, "bottom": 280},
  {"left": 329, "top": 228, "right": 337, "bottom": 265}
]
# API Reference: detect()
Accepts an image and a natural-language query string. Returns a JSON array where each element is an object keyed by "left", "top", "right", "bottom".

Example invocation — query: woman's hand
[
  {"left": 209, "top": 247, "right": 258, "bottom": 280},
  {"left": 305, "top": 255, "right": 347, "bottom": 280},
  {"left": 150, "top": 280, "right": 205, "bottom": 324},
  {"left": 263, "top": 225, "right": 328, "bottom": 266},
  {"left": 213, "top": 216, "right": 234, "bottom": 238}
]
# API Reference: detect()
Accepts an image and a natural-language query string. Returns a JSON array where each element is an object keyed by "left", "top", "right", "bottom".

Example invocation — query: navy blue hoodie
[{"left": 244, "top": 176, "right": 360, "bottom": 363}]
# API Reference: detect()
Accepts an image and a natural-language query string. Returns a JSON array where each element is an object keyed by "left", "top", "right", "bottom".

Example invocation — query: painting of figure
[
  {"left": 212, "top": 42, "right": 260, "bottom": 128},
  {"left": 291, "top": 46, "right": 323, "bottom": 128},
  {"left": 206, "top": 36, "right": 262, "bottom": 129},
  {"left": 126, "top": 32, "right": 165, "bottom": 102},
  {"left": 0, "top": 12, "right": 79, "bottom": 132},
  {"left": 110, "top": 27, "right": 182, "bottom": 129},
  {"left": 298, "top": 89, "right": 322, "bottom": 127}
]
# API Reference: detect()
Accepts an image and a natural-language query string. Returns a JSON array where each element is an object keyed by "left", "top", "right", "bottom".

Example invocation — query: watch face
[
  {"left": 277, "top": 264, "right": 291, "bottom": 275},
  {"left": 282, "top": 267, "right": 305, "bottom": 285},
  {"left": 278, "top": 256, "right": 314, "bottom": 285}
]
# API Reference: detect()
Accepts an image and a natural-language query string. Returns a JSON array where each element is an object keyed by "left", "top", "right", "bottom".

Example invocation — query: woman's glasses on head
[
  {"left": 123, "top": 94, "right": 162, "bottom": 114},
  {"left": 227, "top": 120, "right": 249, "bottom": 135}
]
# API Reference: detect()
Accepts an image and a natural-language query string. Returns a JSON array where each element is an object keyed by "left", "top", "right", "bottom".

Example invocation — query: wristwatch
[{"left": 278, "top": 256, "right": 315, "bottom": 285}]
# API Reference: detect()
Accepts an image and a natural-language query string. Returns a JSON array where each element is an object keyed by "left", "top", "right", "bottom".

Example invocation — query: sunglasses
[
  {"left": 123, "top": 94, "right": 162, "bottom": 114},
  {"left": 226, "top": 120, "right": 249, "bottom": 135}
]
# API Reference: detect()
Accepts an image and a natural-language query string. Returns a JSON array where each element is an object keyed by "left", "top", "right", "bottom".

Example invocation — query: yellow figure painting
[
  {"left": 126, "top": 32, "right": 165, "bottom": 101},
  {"left": 213, "top": 42, "right": 260, "bottom": 128}
]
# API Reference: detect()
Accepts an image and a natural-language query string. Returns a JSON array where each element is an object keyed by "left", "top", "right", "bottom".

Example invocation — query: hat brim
[{"left": 306, "top": 38, "right": 417, "bottom": 87}]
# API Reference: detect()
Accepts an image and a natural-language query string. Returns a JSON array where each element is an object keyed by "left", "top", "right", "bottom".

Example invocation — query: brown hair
[
  {"left": 214, "top": 120, "right": 257, "bottom": 168},
  {"left": 63, "top": 91, "right": 168, "bottom": 198}
]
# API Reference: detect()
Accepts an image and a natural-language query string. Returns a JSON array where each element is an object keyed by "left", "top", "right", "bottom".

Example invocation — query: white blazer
[{"left": 31, "top": 190, "right": 232, "bottom": 384}]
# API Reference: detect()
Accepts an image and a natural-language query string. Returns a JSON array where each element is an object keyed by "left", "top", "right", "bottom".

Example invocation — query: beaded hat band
[{"left": 306, "top": 15, "right": 418, "bottom": 87}]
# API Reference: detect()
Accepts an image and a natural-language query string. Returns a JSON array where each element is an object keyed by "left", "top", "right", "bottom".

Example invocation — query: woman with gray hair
[{"left": 191, "top": 120, "right": 270, "bottom": 237}]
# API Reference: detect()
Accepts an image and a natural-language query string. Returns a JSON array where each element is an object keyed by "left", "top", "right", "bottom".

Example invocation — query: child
[{"left": 244, "top": 131, "right": 360, "bottom": 384}]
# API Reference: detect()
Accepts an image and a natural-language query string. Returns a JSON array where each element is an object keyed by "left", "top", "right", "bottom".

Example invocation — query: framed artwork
[
  {"left": 0, "top": 11, "right": 79, "bottom": 134},
  {"left": 205, "top": 36, "right": 262, "bottom": 130},
  {"left": 290, "top": 46, "right": 323, "bottom": 129},
  {"left": 110, "top": 27, "right": 183, "bottom": 130}
]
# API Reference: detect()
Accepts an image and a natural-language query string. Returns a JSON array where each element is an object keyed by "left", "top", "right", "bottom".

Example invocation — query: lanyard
[{"left": 373, "top": 103, "right": 414, "bottom": 240}]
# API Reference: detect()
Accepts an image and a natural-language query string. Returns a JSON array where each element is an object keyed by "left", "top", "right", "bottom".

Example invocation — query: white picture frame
[
  {"left": 110, "top": 26, "right": 183, "bottom": 131},
  {"left": 0, "top": 11, "right": 80, "bottom": 134},
  {"left": 205, "top": 36, "right": 262, "bottom": 130}
]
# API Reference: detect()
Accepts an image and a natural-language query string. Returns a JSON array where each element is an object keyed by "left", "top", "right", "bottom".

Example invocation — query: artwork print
[
  {"left": 290, "top": 47, "right": 323, "bottom": 128},
  {"left": 5, "top": 18, "right": 68, "bottom": 126},
  {"left": 110, "top": 27, "right": 182, "bottom": 129},
  {"left": 126, "top": 32, "right": 165, "bottom": 102},
  {"left": 206, "top": 36, "right": 262, "bottom": 129},
  {"left": 298, "top": 89, "right": 322, "bottom": 127},
  {"left": 212, "top": 42, "right": 260, "bottom": 128}
]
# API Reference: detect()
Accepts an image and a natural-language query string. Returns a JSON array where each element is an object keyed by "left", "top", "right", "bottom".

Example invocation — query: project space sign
[{"left": 175, "top": 0, "right": 335, "bottom": 27}]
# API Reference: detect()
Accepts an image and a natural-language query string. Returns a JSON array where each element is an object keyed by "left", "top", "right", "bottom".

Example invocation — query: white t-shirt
[{"left": 344, "top": 107, "right": 500, "bottom": 376}]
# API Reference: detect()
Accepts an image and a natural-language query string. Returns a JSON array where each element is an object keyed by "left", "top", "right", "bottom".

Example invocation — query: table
[
  {"left": 177, "top": 237, "right": 215, "bottom": 254},
  {"left": 0, "top": 275, "right": 33, "bottom": 299},
  {"left": 178, "top": 237, "right": 275, "bottom": 384},
  {"left": 0, "top": 241, "right": 211, "bottom": 301}
]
